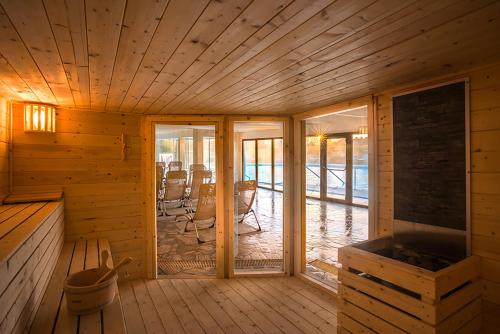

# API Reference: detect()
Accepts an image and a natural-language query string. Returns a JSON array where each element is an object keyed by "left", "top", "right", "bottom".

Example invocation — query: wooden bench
[
  {"left": 29, "top": 238, "right": 127, "bottom": 334},
  {"left": 0, "top": 201, "right": 64, "bottom": 334}
]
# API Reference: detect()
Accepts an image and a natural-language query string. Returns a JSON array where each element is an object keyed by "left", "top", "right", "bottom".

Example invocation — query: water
[{"left": 244, "top": 163, "right": 368, "bottom": 199}]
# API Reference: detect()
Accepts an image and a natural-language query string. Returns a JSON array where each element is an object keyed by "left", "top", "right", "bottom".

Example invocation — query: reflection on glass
[
  {"left": 257, "top": 139, "right": 272, "bottom": 188},
  {"left": 353, "top": 135, "right": 368, "bottom": 205},
  {"left": 326, "top": 138, "right": 346, "bottom": 200},
  {"left": 305, "top": 136, "right": 321, "bottom": 198},
  {"left": 274, "top": 139, "right": 283, "bottom": 191},
  {"left": 243, "top": 140, "right": 256, "bottom": 181}
]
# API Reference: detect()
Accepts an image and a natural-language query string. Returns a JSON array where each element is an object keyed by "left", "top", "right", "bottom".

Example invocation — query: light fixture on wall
[
  {"left": 353, "top": 126, "right": 368, "bottom": 139},
  {"left": 24, "top": 102, "right": 56, "bottom": 132}
]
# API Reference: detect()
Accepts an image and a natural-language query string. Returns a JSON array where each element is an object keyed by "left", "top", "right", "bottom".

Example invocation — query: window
[
  {"left": 203, "top": 137, "right": 216, "bottom": 175},
  {"left": 158, "top": 138, "right": 179, "bottom": 163},
  {"left": 305, "top": 136, "right": 321, "bottom": 198},
  {"left": 242, "top": 140, "right": 256, "bottom": 181},
  {"left": 182, "top": 137, "right": 193, "bottom": 170},
  {"left": 242, "top": 137, "right": 283, "bottom": 191}
]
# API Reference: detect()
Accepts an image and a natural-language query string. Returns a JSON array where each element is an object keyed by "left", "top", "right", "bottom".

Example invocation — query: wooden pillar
[{"left": 193, "top": 129, "right": 203, "bottom": 164}]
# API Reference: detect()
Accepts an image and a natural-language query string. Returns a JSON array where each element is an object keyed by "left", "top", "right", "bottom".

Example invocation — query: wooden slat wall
[
  {"left": 0, "top": 96, "right": 9, "bottom": 198},
  {"left": 0, "top": 201, "right": 64, "bottom": 334},
  {"left": 375, "top": 62, "right": 500, "bottom": 328},
  {"left": 10, "top": 103, "right": 144, "bottom": 278}
]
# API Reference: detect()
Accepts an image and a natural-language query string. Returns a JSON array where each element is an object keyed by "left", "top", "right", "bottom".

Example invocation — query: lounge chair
[
  {"left": 187, "top": 170, "right": 212, "bottom": 206},
  {"left": 160, "top": 170, "right": 187, "bottom": 215},
  {"left": 168, "top": 161, "right": 182, "bottom": 171},
  {"left": 236, "top": 180, "right": 261, "bottom": 232},
  {"left": 181, "top": 183, "right": 216, "bottom": 243}
]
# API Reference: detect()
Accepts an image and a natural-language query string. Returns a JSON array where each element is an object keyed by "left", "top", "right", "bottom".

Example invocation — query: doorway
[
  {"left": 233, "top": 122, "right": 285, "bottom": 273},
  {"left": 154, "top": 123, "right": 219, "bottom": 276},
  {"left": 303, "top": 106, "right": 372, "bottom": 288}
]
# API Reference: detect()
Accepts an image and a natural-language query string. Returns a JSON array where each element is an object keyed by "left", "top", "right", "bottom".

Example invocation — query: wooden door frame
[
  {"left": 292, "top": 96, "right": 378, "bottom": 283},
  {"left": 225, "top": 116, "right": 292, "bottom": 277},
  {"left": 143, "top": 115, "right": 225, "bottom": 279}
]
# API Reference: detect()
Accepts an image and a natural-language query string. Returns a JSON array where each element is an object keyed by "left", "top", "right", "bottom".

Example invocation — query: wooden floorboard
[{"left": 119, "top": 277, "right": 338, "bottom": 334}]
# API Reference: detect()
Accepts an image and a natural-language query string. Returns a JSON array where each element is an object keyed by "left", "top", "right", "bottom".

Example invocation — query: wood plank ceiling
[{"left": 0, "top": 0, "right": 499, "bottom": 115}]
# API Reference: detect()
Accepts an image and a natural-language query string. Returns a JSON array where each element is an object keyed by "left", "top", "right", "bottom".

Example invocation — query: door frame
[
  {"left": 225, "top": 116, "right": 292, "bottom": 277},
  {"left": 143, "top": 115, "right": 225, "bottom": 279},
  {"left": 292, "top": 96, "right": 378, "bottom": 282}
]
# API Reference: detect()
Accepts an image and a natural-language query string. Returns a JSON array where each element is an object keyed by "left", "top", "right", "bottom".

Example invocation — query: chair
[
  {"left": 188, "top": 170, "right": 212, "bottom": 203},
  {"left": 187, "top": 164, "right": 206, "bottom": 188},
  {"left": 160, "top": 170, "right": 187, "bottom": 215},
  {"left": 181, "top": 183, "right": 216, "bottom": 243},
  {"left": 155, "top": 162, "right": 166, "bottom": 209},
  {"left": 168, "top": 161, "right": 182, "bottom": 171},
  {"left": 235, "top": 180, "right": 261, "bottom": 232}
]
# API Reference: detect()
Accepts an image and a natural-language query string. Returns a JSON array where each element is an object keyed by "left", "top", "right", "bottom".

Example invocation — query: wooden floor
[{"left": 119, "top": 277, "right": 337, "bottom": 334}]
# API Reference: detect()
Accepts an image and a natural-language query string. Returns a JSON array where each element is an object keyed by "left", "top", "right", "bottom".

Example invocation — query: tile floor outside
[{"left": 156, "top": 188, "right": 368, "bottom": 285}]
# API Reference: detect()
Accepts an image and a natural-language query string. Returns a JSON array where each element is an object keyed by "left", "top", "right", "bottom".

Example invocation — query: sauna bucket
[{"left": 63, "top": 267, "right": 117, "bottom": 315}]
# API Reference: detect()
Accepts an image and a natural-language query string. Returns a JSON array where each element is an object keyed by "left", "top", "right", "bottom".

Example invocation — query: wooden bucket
[{"left": 63, "top": 267, "right": 117, "bottom": 315}]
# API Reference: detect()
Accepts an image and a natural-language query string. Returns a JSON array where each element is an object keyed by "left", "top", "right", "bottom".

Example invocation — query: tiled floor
[
  {"left": 156, "top": 188, "right": 368, "bottom": 282},
  {"left": 305, "top": 198, "right": 368, "bottom": 287}
]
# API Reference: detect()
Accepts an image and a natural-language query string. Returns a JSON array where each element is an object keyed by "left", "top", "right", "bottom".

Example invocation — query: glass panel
[
  {"left": 242, "top": 140, "right": 256, "bottom": 181},
  {"left": 326, "top": 138, "right": 346, "bottom": 200},
  {"left": 274, "top": 138, "right": 283, "bottom": 191},
  {"left": 353, "top": 135, "right": 369, "bottom": 205},
  {"left": 305, "top": 136, "right": 321, "bottom": 198},
  {"left": 155, "top": 124, "right": 217, "bottom": 277},
  {"left": 234, "top": 122, "right": 283, "bottom": 274},
  {"left": 257, "top": 139, "right": 272, "bottom": 188}
]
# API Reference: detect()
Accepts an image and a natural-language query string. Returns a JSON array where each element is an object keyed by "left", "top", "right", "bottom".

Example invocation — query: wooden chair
[
  {"left": 160, "top": 170, "right": 187, "bottom": 215},
  {"left": 236, "top": 180, "right": 261, "bottom": 232},
  {"left": 168, "top": 161, "right": 182, "bottom": 171},
  {"left": 181, "top": 183, "right": 216, "bottom": 243}
]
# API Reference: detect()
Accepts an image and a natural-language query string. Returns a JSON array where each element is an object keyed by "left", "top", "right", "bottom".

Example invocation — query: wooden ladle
[{"left": 93, "top": 251, "right": 133, "bottom": 285}]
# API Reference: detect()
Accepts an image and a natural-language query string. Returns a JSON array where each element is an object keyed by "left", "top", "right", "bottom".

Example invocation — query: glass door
[
  {"left": 326, "top": 137, "right": 347, "bottom": 201},
  {"left": 155, "top": 124, "right": 218, "bottom": 277},
  {"left": 235, "top": 122, "right": 284, "bottom": 273}
]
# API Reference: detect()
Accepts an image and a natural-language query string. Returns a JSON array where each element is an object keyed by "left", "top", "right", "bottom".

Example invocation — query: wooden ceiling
[{"left": 0, "top": 0, "right": 499, "bottom": 115}]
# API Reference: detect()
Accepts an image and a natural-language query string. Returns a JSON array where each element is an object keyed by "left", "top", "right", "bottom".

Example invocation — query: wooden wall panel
[
  {"left": 10, "top": 103, "right": 144, "bottom": 278},
  {"left": 0, "top": 97, "right": 9, "bottom": 198},
  {"left": 375, "top": 63, "right": 500, "bottom": 309}
]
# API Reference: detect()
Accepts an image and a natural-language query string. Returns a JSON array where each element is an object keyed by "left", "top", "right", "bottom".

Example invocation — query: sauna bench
[
  {"left": 0, "top": 200, "right": 64, "bottom": 334},
  {"left": 29, "top": 238, "right": 126, "bottom": 334}
]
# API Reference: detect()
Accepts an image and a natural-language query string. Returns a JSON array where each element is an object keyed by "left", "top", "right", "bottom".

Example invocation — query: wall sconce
[{"left": 24, "top": 102, "right": 56, "bottom": 132}]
